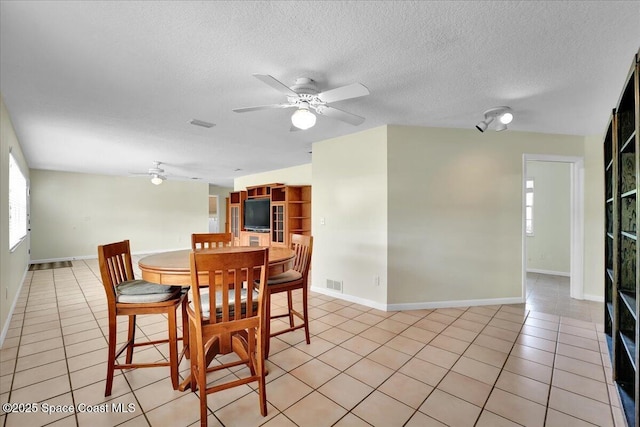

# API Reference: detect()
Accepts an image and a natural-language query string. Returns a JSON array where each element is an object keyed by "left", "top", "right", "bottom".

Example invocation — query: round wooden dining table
[
  {"left": 138, "top": 245, "right": 293, "bottom": 391},
  {"left": 138, "top": 245, "right": 295, "bottom": 286}
]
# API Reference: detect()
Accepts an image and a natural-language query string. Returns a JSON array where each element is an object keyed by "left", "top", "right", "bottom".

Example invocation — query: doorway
[
  {"left": 208, "top": 196, "right": 219, "bottom": 233},
  {"left": 522, "top": 155, "right": 584, "bottom": 301}
]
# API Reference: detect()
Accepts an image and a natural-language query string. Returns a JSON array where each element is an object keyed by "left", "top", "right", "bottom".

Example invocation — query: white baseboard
[
  {"left": 583, "top": 293, "right": 605, "bottom": 303},
  {"left": 387, "top": 297, "right": 525, "bottom": 312},
  {"left": 0, "top": 266, "right": 28, "bottom": 348},
  {"left": 311, "top": 286, "right": 524, "bottom": 312},
  {"left": 31, "top": 247, "right": 190, "bottom": 264},
  {"left": 526, "top": 268, "right": 570, "bottom": 277},
  {"left": 31, "top": 255, "right": 96, "bottom": 263},
  {"left": 310, "top": 286, "right": 387, "bottom": 311}
]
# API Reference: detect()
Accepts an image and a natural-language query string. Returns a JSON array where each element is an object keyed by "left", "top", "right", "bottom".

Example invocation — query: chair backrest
[
  {"left": 190, "top": 247, "right": 268, "bottom": 326},
  {"left": 290, "top": 234, "right": 313, "bottom": 279},
  {"left": 98, "top": 240, "right": 135, "bottom": 306},
  {"left": 191, "top": 233, "right": 233, "bottom": 250}
]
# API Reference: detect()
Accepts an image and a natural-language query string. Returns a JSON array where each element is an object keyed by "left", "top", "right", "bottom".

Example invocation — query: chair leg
[
  {"left": 302, "top": 285, "right": 310, "bottom": 345},
  {"left": 181, "top": 297, "right": 189, "bottom": 359},
  {"left": 125, "top": 315, "right": 136, "bottom": 364},
  {"left": 189, "top": 318, "right": 198, "bottom": 392},
  {"left": 286, "top": 290, "right": 295, "bottom": 327},
  {"left": 199, "top": 387, "right": 208, "bottom": 427},
  {"left": 168, "top": 309, "right": 179, "bottom": 390},
  {"left": 195, "top": 330, "right": 208, "bottom": 427},
  {"left": 264, "top": 288, "right": 272, "bottom": 358},
  {"left": 257, "top": 327, "right": 267, "bottom": 416},
  {"left": 105, "top": 313, "right": 117, "bottom": 397}
]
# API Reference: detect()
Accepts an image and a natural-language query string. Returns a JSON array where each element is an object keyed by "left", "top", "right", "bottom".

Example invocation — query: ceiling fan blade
[
  {"left": 233, "top": 104, "right": 295, "bottom": 113},
  {"left": 316, "top": 105, "right": 365, "bottom": 126},
  {"left": 253, "top": 74, "right": 298, "bottom": 97},
  {"left": 317, "top": 83, "right": 370, "bottom": 104}
]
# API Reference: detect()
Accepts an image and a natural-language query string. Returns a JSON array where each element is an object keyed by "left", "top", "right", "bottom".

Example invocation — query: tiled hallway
[{"left": 0, "top": 263, "right": 625, "bottom": 426}]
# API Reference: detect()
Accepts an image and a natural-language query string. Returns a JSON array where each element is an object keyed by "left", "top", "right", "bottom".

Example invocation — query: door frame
[{"left": 522, "top": 154, "right": 585, "bottom": 300}]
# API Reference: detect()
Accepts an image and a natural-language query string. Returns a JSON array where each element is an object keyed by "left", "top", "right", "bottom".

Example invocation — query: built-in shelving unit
[
  {"left": 226, "top": 190, "right": 247, "bottom": 246},
  {"left": 269, "top": 185, "right": 311, "bottom": 247},
  {"left": 604, "top": 48, "right": 639, "bottom": 427},
  {"left": 226, "top": 183, "right": 311, "bottom": 248}
]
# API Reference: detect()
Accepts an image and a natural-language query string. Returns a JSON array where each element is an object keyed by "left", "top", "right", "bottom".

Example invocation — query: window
[
  {"left": 525, "top": 178, "right": 534, "bottom": 235},
  {"left": 9, "top": 152, "right": 28, "bottom": 250}
]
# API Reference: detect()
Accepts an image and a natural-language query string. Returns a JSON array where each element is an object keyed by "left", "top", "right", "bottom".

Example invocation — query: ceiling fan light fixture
[
  {"left": 291, "top": 103, "right": 316, "bottom": 130},
  {"left": 151, "top": 174, "right": 163, "bottom": 185}
]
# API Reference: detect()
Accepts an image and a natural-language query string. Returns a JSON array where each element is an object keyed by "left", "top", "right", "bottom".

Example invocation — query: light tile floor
[
  {"left": 526, "top": 273, "right": 604, "bottom": 324},
  {"left": 0, "top": 263, "right": 625, "bottom": 426}
]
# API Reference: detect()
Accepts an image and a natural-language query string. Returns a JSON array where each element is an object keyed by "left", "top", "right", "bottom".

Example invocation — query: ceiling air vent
[{"left": 190, "top": 119, "right": 215, "bottom": 128}]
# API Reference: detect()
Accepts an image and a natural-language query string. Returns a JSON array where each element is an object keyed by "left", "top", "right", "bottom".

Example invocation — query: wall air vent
[{"left": 326, "top": 279, "right": 342, "bottom": 292}]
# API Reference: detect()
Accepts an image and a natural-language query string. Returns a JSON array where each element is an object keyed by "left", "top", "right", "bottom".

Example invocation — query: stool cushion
[
  {"left": 191, "top": 288, "right": 259, "bottom": 319},
  {"left": 267, "top": 269, "right": 302, "bottom": 285},
  {"left": 116, "top": 280, "right": 181, "bottom": 303}
]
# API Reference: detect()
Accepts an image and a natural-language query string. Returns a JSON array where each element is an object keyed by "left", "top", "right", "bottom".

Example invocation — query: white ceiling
[{"left": 1, "top": 1, "right": 639, "bottom": 187}]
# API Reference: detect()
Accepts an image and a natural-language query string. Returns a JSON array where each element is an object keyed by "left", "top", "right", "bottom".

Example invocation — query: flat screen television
[{"left": 243, "top": 198, "right": 270, "bottom": 232}]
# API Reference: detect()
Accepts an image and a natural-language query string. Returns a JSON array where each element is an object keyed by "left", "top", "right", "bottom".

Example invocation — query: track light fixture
[{"left": 476, "top": 106, "right": 514, "bottom": 132}]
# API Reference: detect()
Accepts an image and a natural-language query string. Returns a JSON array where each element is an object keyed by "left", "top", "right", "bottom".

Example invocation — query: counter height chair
[
  {"left": 264, "top": 234, "right": 313, "bottom": 358},
  {"left": 191, "top": 232, "right": 233, "bottom": 250},
  {"left": 187, "top": 247, "right": 269, "bottom": 426},
  {"left": 98, "top": 240, "right": 188, "bottom": 396}
]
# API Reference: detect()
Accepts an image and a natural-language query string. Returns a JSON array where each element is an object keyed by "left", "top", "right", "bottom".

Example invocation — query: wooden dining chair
[
  {"left": 191, "top": 232, "right": 233, "bottom": 250},
  {"left": 263, "top": 234, "right": 313, "bottom": 358},
  {"left": 97, "top": 240, "right": 188, "bottom": 396},
  {"left": 187, "top": 247, "right": 269, "bottom": 426}
]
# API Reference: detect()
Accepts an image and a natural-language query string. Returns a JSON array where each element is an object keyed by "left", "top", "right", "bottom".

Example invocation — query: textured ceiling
[{"left": 1, "top": 1, "right": 639, "bottom": 187}]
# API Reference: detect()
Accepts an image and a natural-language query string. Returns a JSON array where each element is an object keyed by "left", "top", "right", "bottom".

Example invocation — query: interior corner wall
[
  {"left": 583, "top": 133, "right": 605, "bottom": 300},
  {"left": 0, "top": 94, "right": 30, "bottom": 341},
  {"left": 526, "top": 161, "right": 571, "bottom": 274},
  {"left": 209, "top": 184, "right": 233, "bottom": 233},
  {"left": 386, "top": 125, "right": 586, "bottom": 306},
  {"left": 234, "top": 164, "right": 312, "bottom": 190},
  {"left": 29, "top": 170, "right": 210, "bottom": 260},
  {"left": 311, "top": 126, "right": 388, "bottom": 307}
]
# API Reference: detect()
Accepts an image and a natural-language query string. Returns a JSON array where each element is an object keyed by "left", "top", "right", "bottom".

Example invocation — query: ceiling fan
[
  {"left": 233, "top": 74, "right": 370, "bottom": 130},
  {"left": 130, "top": 161, "right": 197, "bottom": 185}
]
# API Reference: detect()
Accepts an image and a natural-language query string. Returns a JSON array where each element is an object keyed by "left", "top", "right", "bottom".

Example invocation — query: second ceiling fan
[{"left": 233, "top": 74, "right": 370, "bottom": 130}]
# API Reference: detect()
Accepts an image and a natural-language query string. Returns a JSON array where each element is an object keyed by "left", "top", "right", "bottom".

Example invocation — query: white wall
[
  {"left": 526, "top": 161, "right": 571, "bottom": 274},
  {"left": 30, "top": 170, "right": 210, "bottom": 260},
  {"left": 234, "top": 124, "right": 604, "bottom": 309},
  {"left": 311, "top": 127, "right": 388, "bottom": 308},
  {"left": 387, "top": 126, "right": 589, "bottom": 307},
  {"left": 0, "top": 94, "right": 30, "bottom": 342}
]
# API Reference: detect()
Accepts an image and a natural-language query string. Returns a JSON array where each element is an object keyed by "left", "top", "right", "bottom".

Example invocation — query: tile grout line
[
  {"left": 52, "top": 266, "right": 81, "bottom": 426},
  {"left": 2, "top": 270, "right": 32, "bottom": 427},
  {"left": 468, "top": 306, "right": 530, "bottom": 427}
]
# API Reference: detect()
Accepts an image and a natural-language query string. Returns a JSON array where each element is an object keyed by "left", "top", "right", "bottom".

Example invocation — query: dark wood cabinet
[{"left": 604, "top": 48, "right": 639, "bottom": 427}]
